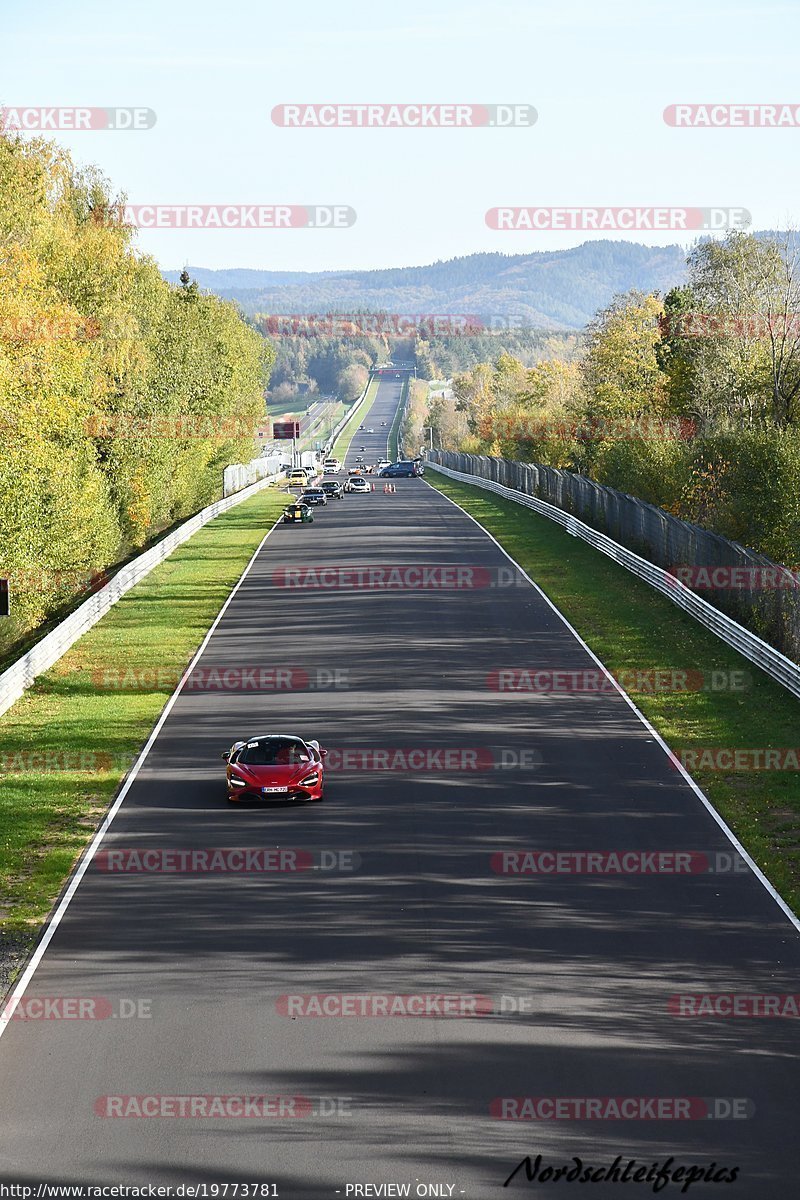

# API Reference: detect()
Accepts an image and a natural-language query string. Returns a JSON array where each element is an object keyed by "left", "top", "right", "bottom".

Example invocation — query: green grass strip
[
  {"left": 0, "top": 486, "right": 288, "bottom": 959},
  {"left": 429, "top": 472, "right": 800, "bottom": 916},
  {"left": 388, "top": 377, "right": 409, "bottom": 462}
]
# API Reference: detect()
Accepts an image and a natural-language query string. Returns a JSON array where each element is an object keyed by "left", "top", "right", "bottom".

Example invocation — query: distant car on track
[
  {"left": 222, "top": 734, "right": 326, "bottom": 803},
  {"left": 379, "top": 461, "right": 423, "bottom": 478}
]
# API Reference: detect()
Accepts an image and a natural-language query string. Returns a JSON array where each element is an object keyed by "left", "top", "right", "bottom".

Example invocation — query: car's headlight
[
  {"left": 299, "top": 772, "right": 319, "bottom": 786},
  {"left": 229, "top": 775, "right": 247, "bottom": 787}
]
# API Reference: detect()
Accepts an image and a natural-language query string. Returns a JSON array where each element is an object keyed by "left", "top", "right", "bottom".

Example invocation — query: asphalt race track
[{"left": 0, "top": 375, "right": 798, "bottom": 1197}]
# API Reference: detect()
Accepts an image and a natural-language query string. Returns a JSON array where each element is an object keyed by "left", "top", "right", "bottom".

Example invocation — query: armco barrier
[
  {"left": 223, "top": 453, "right": 282, "bottom": 497},
  {"left": 429, "top": 451, "right": 800, "bottom": 661},
  {"left": 427, "top": 457, "right": 800, "bottom": 702},
  {"left": 0, "top": 473, "right": 280, "bottom": 720}
]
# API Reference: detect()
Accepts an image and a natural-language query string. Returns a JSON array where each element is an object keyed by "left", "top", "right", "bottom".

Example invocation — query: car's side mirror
[
  {"left": 320, "top": 748, "right": 328, "bottom": 757},
  {"left": 221, "top": 751, "right": 229, "bottom": 760}
]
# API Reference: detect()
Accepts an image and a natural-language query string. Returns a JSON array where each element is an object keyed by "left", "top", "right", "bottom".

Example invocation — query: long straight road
[{"left": 0, "top": 376, "right": 798, "bottom": 1197}]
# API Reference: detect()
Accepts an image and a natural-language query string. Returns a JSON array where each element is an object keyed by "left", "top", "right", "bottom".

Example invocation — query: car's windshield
[{"left": 235, "top": 738, "right": 311, "bottom": 765}]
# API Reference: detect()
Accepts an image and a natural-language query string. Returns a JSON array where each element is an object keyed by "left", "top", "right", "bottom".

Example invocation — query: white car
[
  {"left": 345, "top": 476, "right": 371, "bottom": 493},
  {"left": 377, "top": 459, "right": 391, "bottom": 471}
]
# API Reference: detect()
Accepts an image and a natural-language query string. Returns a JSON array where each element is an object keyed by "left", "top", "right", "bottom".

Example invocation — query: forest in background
[
  {"left": 165, "top": 242, "right": 689, "bottom": 329},
  {"left": 260, "top": 317, "right": 579, "bottom": 409}
]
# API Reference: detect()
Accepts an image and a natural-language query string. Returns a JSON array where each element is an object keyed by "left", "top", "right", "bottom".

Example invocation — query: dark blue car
[{"left": 378, "top": 460, "right": 424, "bottom": 478}]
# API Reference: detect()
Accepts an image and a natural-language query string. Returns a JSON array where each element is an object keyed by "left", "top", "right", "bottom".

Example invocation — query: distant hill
[{"left": 163, "top": 242, "right": 690, "bottom": 331}]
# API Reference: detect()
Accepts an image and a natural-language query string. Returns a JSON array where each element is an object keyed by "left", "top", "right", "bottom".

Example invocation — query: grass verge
[
  {"left": 388, "top": 377, "right": 409, "bottom": 462},
  {"left": 428, "top": 471, "right": 800, "bottom": 916},
  {"left": 0, "top": 485, "right": 287, "bottom": 966}
]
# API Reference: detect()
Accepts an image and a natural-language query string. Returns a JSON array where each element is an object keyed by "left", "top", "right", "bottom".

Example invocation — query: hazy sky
[{"left": 2, "top": 0, "right": 798, "bottom": 272}]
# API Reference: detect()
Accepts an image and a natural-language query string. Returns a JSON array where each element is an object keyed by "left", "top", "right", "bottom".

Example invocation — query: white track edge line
[
  {"left": 0, "top": 514, "right": 283, "bottom": 1035},
  {"left": 425, "top": 473, "right": 800, "bottom": 935}
]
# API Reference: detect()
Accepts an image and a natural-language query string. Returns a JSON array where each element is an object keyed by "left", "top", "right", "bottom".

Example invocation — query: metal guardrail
[
  {"left": 0, "top": 471, "right": 281, "bottom": 720},
  {"left": 223, "top": 453, "right": 283, "bottom": 498},
  {"left": 427, "top": 459, "right": 800, "bottom": 702}
]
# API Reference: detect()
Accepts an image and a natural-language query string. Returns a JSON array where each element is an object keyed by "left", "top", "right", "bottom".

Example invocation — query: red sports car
[{"left": 222, "top": 734, "right": 326, "bottom": 803}]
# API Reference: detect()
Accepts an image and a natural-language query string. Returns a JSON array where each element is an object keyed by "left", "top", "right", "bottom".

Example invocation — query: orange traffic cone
[{"left": 371, "top": 481, "right": 375, "bottom": 491}]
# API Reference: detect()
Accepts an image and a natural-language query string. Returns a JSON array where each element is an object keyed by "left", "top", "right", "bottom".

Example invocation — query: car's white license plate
[{"left": 262, "top": 786, "right": 288, "bottom": 794}]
